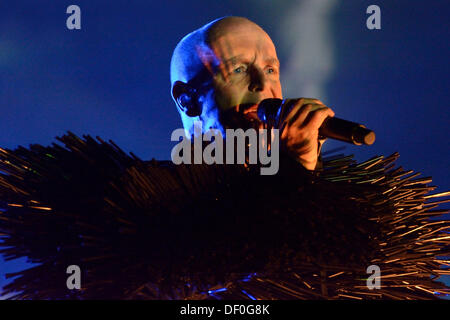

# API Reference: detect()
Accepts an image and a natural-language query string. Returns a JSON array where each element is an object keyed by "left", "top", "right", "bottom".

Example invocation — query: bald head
[
  {"left": 170, "top": 16, "right": 282, "bottom": 135},
  {"left": 170, "top": 17, "right": 268, "bottom": 87}
]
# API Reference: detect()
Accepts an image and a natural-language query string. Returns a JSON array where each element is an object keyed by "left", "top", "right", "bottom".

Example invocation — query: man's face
[{"left": 202, "top": 21, "right": 283, "bottom": 128}]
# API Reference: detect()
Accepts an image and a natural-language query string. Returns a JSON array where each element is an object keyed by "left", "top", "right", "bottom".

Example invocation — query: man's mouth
[
  {"left": 243, "top": 104, "right": 258, "bottom": 114},
  {"left": 222, "top": 102, "right": 263, "bottom": 130},
  {"left": 242, "top": 104, "right": 260, "bottom": 121}
]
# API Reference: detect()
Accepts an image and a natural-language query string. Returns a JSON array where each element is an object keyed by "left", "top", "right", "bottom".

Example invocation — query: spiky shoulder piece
[{"left": 0, "top": 132, "right": 449, "bottom": 299}]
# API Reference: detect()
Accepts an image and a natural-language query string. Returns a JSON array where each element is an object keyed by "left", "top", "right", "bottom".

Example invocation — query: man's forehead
[
  {"left": 207, "top": 30, "right": 278, "bottom": 65},
  {"left": 206, "top": 16, "right": 265, "bottom": 40},
  {"left": 170, "top": 17, "right": 277, "bottom": 85}
]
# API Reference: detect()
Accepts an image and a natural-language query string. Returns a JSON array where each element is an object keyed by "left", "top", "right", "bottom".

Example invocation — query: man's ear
[{"left": 172, "top": 81, "right": 202, "bottom": 117}]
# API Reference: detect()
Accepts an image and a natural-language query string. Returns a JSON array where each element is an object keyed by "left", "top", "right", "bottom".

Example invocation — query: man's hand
[{"left": 278, "top": 98, "right": 335, "bottom": 170}]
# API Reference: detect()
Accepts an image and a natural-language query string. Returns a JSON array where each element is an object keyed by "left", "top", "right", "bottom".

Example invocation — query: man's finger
[
  {"left": 302, "top": 107, "right": 335, "bottom": 131},
  {"left": 287, "top": 103, "right": 312, "bottom": 126},
  {"left": 281, "top": 98, "right": 322, "bottom": 122},
  {"left": 296, "top": 98, "right": 324, "bottom": 106},
  {"left": 289, "top": 103, "right": 327, "bottom": 128}
]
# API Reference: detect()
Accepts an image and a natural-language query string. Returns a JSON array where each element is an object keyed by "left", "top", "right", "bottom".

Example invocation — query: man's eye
[
  {"left": 266, "top": 67, "right": 275, "bottom": 74},
  {"left": 233, "top": 66, "right": 246, "bottom": 74}
]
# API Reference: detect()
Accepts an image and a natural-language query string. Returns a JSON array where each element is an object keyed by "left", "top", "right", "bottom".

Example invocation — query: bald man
[{"left": 170, "top": 16, "right": 334, "bottom": 170}]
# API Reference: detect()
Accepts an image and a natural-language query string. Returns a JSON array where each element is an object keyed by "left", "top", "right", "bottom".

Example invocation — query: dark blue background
[{"left": 1, "top": 0, "right": 448, "bottom": 297}]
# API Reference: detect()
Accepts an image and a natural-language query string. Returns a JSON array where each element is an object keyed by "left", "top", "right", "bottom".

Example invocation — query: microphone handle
[
  {"left": 257, "top": 98, "right": 375, "bottom": 146},
  {"left": 319, "top": 117, "right": 376, "bottom": 146}
]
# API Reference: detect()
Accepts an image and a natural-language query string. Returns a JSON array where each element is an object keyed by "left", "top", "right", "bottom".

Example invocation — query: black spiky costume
[{"left": 0, "top": 132, "right": 449, "bottom": 299}]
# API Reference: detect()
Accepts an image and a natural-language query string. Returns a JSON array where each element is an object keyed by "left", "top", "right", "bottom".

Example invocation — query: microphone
[{"left": 257, "top": 98, "right": 375, "bottom": 146}]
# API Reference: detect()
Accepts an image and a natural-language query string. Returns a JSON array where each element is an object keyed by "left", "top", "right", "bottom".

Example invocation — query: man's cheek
[
  {"left": 216, "top": 90, "right": 242, "bottom": 111},
  {"left": 270, "top": 80, "right": 283, "bottom": 98}
]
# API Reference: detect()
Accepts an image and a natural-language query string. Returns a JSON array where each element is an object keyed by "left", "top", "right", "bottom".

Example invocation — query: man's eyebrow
[
  {"left": 265, "top": 58, "right": 280, "bottom": 66},
  {"left": 222, "top": 56, "right": 243, "bottom": 66},
  {"left": 221, "top": 56, "right": 280, "bottom": 66}
]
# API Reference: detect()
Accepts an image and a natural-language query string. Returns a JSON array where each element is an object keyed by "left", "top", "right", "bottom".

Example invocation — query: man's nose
[{"left": 248, "top": 67, "right": 266, "bottom": 92}]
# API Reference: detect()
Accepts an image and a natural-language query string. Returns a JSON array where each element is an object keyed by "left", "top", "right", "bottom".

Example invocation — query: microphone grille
[{"left": 257, "top": 98, "right": 283, "bottom": 122}]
